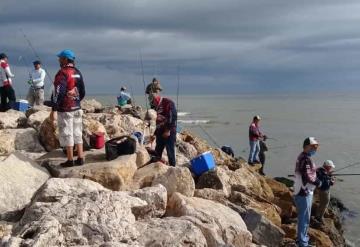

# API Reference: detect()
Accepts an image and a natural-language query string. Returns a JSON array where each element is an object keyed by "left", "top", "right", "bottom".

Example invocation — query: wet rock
[
  {"left": 167, "top": 192, "right": 253, "bottom": 247},
  {"left": 0, "top": 110, "right": 27, "bottom": 129},
  {"left": 0, "top": 152, "right": 49, "bottom": 221},
  {"left": 152, "top": 166, "right": 195, "bottom": 197},
  {"left": 132, "top": 162, "right": 170, "bottom": 189},
  {"left": 136, "top": 217, "right": 207, "bottom": 246},
  {"left": 81, "top": 99, "right": 103, "bottom": 113},
  {"left": 241, "top": 208, "right": 285, "bottom": 247}
]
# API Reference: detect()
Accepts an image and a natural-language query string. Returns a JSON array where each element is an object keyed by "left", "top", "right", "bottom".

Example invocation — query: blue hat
[{"left": 57, "top": 49, "right": 75, "bottom": 60}]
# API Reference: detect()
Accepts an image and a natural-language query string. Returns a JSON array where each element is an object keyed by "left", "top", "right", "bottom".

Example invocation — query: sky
[{"left": 1, "top": 0, "right": 360, "bottom": 95}]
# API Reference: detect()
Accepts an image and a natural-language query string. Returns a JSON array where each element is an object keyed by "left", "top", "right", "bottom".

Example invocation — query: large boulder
[
  {"left": 241, "top": 208, "right": 285, "bottom": 247},
  {"left": 27, "top": 110, "right": 50, "bottom": 131},
  {"left": 135, "top": 145, "right": 150, "bottom": 168},
  {"left": 230, "top": 191, "right": 282, "bottom": 227},
  {"left": 167, "top": 192, "right": 253, "bottom": 247},
  {"left": 0, "top": 110, "right": 27, "bottom": 129},
  {"left": 136, "top": 217, "right": 207, "bottom": 246},
  {"left": 0, "top": 128, "right": 45, "bottom": 155},
  {"left": 130, "top": 184, "right": 167, "bottom": 219},
  {"left": 132, "top": 162, "right": 170, "bottom": 189},
  {"left": 0, "top": 152, "right": 50, "bottom": 220},
  {"left": 39, "top": 117, "right": 60, "bottom": 152},
  {"left": 196, "top": 166, "right": 232, "bottom": 196},
  {"left": 176, "top": 139, "right": 198, "bottom": 160},
  {"left": 25, "top": 105, "right": 51, "bottom": 118},
  {"left": 82, "top": 115, "right": 107, "bottom": 137},
  {"left": 282, "top": 223, "right": 334, "bottom": 247},
  {"left": 81, "top": 99, "right": 103, "bottom": 113},
  {"left": 6, "top": 178, "right": 147, "bottom": 246},
  {"left": 42, "top": 150, "right": 138, "bottom": 191},
  {"left": 152, "top": 166, "right": 195, "bottom": 197}
]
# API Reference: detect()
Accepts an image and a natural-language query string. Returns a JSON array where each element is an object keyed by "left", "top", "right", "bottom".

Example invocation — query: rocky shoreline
[{"left": 0, "top": 99, "right": 349, "bottom": 246}]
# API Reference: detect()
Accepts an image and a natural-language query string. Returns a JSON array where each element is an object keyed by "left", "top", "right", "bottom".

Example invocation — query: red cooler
[{"left": 90, "top": 132, "right": 105, "bottom": 149}]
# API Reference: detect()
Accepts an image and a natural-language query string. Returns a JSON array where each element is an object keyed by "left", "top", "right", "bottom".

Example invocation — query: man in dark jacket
[
  {"left": 50, "top": 49, "right": 86, "bottom": 167},
  {"left": 315, "top": 160, "right": 335, "bottom": 223},
  {"left": 258, "top": 137, "right": 268, "bottom": 175},
  {"left": 150, "top": 90, "right": 177, "bottom": 166}
]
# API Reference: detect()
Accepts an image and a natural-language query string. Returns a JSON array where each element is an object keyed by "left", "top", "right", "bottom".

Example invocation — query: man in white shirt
[{"left": 26, "top": 60, "right": 46, "bottom": 106}]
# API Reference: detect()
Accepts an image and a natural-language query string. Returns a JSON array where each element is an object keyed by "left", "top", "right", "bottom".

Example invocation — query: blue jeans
[
  {"left": 294, "top": 194, "right": 313, "bottom": 247},
  {"left": 155, "top": 131, "right": 176, "bottom": 166},
  {"left": 248, "top": 140, "right": 260, "bottom": 163}
]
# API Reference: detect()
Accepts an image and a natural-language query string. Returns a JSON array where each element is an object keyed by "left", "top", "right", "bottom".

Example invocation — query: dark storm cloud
[{"left": 1, "top": 0, "right": 360, "bottom": 95}]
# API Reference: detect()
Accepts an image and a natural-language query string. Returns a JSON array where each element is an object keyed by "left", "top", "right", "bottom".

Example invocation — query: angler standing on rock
[
  {"left": 145, "top": 77, "right": 162, "bottom": 109},
  {"left": 0, "top": 53, "right": 16, "bottom": 111},
  {"left": 294, "top": 137, "right": 322, "bottom": 247},
  {"left": 50, "top": 49, "right": 86, "bottom": 167},
  {"left": 315, "top": 160, "right": 335, "bottom": 224},
  {"left": 149, "top": 87, "right": 177, "bottom": 166},
  {"left": 248, "top": 115, "right": 266, "bottom": 165},
  {"left": 26, "top": 60, "right": 46, "bottom": 106}
]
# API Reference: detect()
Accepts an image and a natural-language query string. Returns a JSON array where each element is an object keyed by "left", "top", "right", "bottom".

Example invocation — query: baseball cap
[
  {"left": 303, "top": 137, "right": 319, "bottom": 148},
  {"left": 323, "top": 160, "right": 335, "bottom": 168}
]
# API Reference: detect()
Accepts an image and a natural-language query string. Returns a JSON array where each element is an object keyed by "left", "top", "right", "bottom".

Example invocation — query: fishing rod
[
  {"left": 139, "top": 50, "right": 149, "bottom": 111},
  {"left": 288, "top": 173, "right": 360, "bottom": 177},
  {"left": 333, "top": 162, "right": 360, "bottom": 173},
  {"left": 19, "top": 28, "right": 54, "bottom": 98},
  {"left": 176, "top": 64, "right": 180, "bottom": 112}
]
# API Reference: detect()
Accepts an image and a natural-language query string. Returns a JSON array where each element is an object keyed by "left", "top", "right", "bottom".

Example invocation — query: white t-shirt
[{"left": 31, "top": 68, "right": 46, "bottom": 88}]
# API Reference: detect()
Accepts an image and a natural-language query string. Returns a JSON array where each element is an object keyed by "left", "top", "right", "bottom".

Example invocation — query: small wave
[
  {"left": 178, "top": 120, "right": 210, "bottom": 124},
  {"left": 178, "top": 112, "right": 191, "bottom": 117}
]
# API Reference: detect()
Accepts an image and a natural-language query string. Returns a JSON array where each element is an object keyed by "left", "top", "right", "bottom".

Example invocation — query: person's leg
[
  {"left": 7, "top": 86, "right": 16, "bottom": 110},
  {"left": 58, "top": 112, "right": 75, "bottom": 167},
  {"left": 294, "top": 194, "right": 311, "bottom": 247},
  {"left": 259, "top": 152, "right": 265, "bottom": 175},
  {"left": 38, "top": 89, "right": 45, "bottom": 105},
  {"left": 73, "top": 110, "right": 84, "bottom": 165},
  {"left": 155, "top": 134, "right": 166, "bottom": 163},
  {"left": 26, "top": 88, "right": 35, "bottom": 106},
  {"left": 248, "top": 141, "right": 256, "bottom": 164},
  {"left": 254, "top": 140, "right": 260, "bottom": 163},
  {"left": 165, "top": 132, "right": 176, "bottom": 166},
  {"left": 316, "top": 190, "right": 329, "bottom": 221},
  {"left": 0, "top": 86, "right": 5, "bottom": 111}
]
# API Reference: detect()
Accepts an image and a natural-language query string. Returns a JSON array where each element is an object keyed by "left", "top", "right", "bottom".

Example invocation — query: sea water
[{"left": 94, "top": 93, "right": 360, "bottom": 244}]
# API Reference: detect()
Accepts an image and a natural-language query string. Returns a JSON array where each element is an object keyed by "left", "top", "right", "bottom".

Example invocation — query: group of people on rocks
[
  {"left": 0, "top": 53, "right": 46, "bottom": 111},
  {"left": 247, "top": 116, "right": 336, "bottom": 247},
  {"left": 1, "top": 49, "right": 337, "bottom": 247}
]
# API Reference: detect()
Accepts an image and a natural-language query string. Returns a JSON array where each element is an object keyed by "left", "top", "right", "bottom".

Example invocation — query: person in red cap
[
  {"left": 0, "top": 53, "right": 16, "bottom": 111},
  {"left": 50, "top": 49, "right": 86, "bottom": 167}
]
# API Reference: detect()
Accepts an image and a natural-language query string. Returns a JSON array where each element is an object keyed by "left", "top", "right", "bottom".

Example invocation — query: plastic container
[
  {"left": 190, "top": 151, "right": 216, "bottom": 176},
  {"left": 90, "top": 132, "right": 105, "bottom": 149},
  {"left": 15, "top": 100, "right": 29, "bottom": 112}
]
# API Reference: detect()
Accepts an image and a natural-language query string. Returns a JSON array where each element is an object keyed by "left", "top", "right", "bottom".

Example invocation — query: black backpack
[{"left": 105, "top": 135, "right": 136, "bottom": 161}]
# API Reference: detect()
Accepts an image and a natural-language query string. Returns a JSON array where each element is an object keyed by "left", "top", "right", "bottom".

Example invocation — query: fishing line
[{"left": 139, "top": 50, "right": 148, "bottom": 111}]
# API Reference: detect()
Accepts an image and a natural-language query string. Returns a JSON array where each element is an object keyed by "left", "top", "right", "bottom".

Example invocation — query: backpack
[{"left": 105, "top": 135, "right": 136, "bottom": 161}]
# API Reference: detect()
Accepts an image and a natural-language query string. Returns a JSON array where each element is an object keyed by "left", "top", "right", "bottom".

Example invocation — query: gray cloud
[{"left": 1, "top": 0, "right": 360, "bottom": 96}]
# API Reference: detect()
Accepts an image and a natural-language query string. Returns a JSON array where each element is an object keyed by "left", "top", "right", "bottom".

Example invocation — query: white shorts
[{"left": 57, "top": 109, "right": 83, "bottom": 147}]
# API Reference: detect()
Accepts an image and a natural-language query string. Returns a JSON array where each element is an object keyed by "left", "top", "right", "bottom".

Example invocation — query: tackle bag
[{"left": 105, "top": 135, "right": 136, "bottom": 161}]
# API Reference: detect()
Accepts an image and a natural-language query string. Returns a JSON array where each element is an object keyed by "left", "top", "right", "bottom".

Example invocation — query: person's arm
[
  {"left": 77, "top": 70, "right": 85, "bottom": 101},
  {"left": 166, "top": 101, "right": 177, "bottom": 130},
  {"left": 32, "top": 69, "right": 46, "bottom": 84},
  {"left": 303, "top": 159, "right": 321, "bottom": 186},
  {"left": 1, "top": 63, "right": 15, "bottom": 78}
]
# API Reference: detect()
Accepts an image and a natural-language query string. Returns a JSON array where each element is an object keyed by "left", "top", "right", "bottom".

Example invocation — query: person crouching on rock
[
  {"left": 149, "top": 89, "right": 177, "bottom": 166},
  {"left": 258, "top": 136, "right": 268, "bottom": 175},
  {"left": 248, "top": 115, "right": 266, "bottom": 165},
  {"left": 49, "top": 49, "right": 86, "bottom": 167},
  {"left": 315, "top": 160, "right": 335, "bottom": 224},
  {"left": 294, "top": 137, "right": 322, "bottom": 247}
]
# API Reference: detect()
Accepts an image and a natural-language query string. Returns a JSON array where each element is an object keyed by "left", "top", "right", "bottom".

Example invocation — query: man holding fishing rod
[
  {"left": 26, "top": 60, "right": 46, "bottom": 106},
  {"left": 0, "top": 53, "right": 16, "bottom": 111}
]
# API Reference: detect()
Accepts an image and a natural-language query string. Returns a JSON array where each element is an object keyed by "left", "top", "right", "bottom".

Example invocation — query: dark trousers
[
  {"left": 259, "top": 152, "right": 265, "bottom": 174},
  {"left": 0, "top": 86, "right": 16, "bottom": 111},
  {"left": 155, "top": 131, "right": 176, "bottom": 166}
]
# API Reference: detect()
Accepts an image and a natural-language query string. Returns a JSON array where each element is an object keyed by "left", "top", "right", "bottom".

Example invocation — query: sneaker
[
  {"left": 60, "top": 160, "right": 74, "bottom": 168},
  {"left": 75, "top": 158, "right": 84, "bottom": 166}
]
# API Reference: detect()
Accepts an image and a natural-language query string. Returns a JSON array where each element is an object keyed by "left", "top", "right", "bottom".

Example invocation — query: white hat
[
  {"left": 323, "top": 160, "right": 335, "bottom": 168},
  {"left": 303, "top": 137, "right": 319, "bottom": 147}
]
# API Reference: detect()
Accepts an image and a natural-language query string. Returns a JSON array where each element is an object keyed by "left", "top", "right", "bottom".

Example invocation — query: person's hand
[
  {"left": 27, "top": 79, "right": 33, "bottom": 85},
  {"left": 162, "top": 130, "right": 171, "bottom": 139},
  {"left": 149, "top": 135, "right": 156, "bottom": 143},
  {"left": 67, "top": 87, "right": 78, "bottom": 97},
  {"left": 50, "top": 111, "right": 57, "bottom": 125}
]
